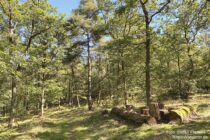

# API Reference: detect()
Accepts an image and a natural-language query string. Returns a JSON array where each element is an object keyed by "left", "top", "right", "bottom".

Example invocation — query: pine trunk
[
  {"left": 77, "top": 95, "right": 80, "bottom": 107},
  {"left": 122, "top": 58, "right": 128, "bottom": 106},
  {"left": 41, "top": 90, "right": 45, "bottom": 117},
  {"left": 87, "top": 33, "right": 93, "bottom": 110},
  {"left": 145, "top": 14, "right": 151, "bottom": 106}
]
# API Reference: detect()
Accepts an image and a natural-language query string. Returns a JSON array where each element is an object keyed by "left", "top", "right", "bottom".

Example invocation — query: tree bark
[
  {"left": 87, "top": 33, "right": 93, "bottom": 110},
  {"left": 97, "top": 56, "right": 102, "bottom": 106},
  {"left": 106, "top": 62, "right": 112, "bottom": 100},
  {"left": 41, "top": 89, "right": 45, "bottom": 117},
  {"left": 139, "top": 0, "right": 170, "bottom": 106},
  {"left": 140, "top": 0, "right": 151, "bottom": 106},
  {"left": 76, "top": 95, "right": 80, "bottom": 107},
  {"left": 177, "top": 53, "right": 182, "bottom": 98},
  {"left": 68, "top": 64, "right": 75, "bottom": 106},
  {"left": 2, "top": 107, "right": 6, "bottom": 117},
  {"left": 121, "top": 57, "right": 128, "bottom": 106},
  {"left": 186, "top": 39, "right": 194, "bottom": 80},
  {"left": 7, "top": 1, "right": 17, "bottom": 127},
  {"left": 8, "top": 77, "right": 17, "bottom": 127},
  {"left": 68, "top": 76, "right": 72, "bottom": 105}
]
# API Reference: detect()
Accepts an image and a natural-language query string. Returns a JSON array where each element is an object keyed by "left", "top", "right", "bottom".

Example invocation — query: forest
[{"left": 0, "top": 0, "right": 210, "bottom": 140}]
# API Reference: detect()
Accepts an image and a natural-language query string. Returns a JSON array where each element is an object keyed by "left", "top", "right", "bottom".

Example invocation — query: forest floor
[{"left": 0, "top": 94, "right": 210, "bottom": 140}]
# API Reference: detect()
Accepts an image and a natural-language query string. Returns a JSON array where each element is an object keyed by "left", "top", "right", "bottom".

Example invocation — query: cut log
[
  {"left": 126, "top": 105, "right": 135, "bottom": 111},
  {"left": 142, "top": 108, "right": 150, "bottom": 116},
  {"left": 159, "top": 109, "right": 168, "bottom": 121},
  {"left": 111, "top": 106, "right": 150, "bottom": 124},
  {"left": 149, "top": 103, "right": 161, "bottom": 120},
  {"left": 147, "top": 117, "right": 157, "bottom": 125},
  {"left": 167, "top": 106, "right": 195, "bottom": 123}
]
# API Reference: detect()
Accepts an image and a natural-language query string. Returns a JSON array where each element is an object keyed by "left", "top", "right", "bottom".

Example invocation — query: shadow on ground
[{"left": 1, "top": 105, "right": 210, "bottom": 140}]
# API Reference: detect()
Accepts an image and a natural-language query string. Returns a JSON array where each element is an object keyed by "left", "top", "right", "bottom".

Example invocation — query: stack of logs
[{"left": 110, "top": 103, "right": 197, "bottom": 125}]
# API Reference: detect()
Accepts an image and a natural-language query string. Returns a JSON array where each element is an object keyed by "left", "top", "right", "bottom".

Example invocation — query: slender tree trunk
[
  {"left": 167, "top": 61, "right": 171, "bottom": 88},
  {"left": 177, "top": 53, "right": 182, "bottom": 98},
  {"left": 87, "top": 33, "right": 93, "bottom": 110},
  {"left": 76, "top": 95, "right": 80, "bottom": 107},
  {"left": 68, "top": 76, "right": 71, "bottom": 105},
  {"left": 145, "top": 19, "right": 151, "bottom": 106},
  {"left": 24, "top": 87, "right": 30, "bottom": 114},
  {"left": 7, "top": 2, "right": 17, "bottom": 127},
  {"left": 121, "top": 55, "right": 128, "bottom": 106},
  {"left": 140, "top": 0, "right": 151, "bottom": 106},
  {"left": 140, "top": 0, "right": 170, "bottom": 106},
  {"left": 8, "top": 77, "right": 17, "bottom": 127},
  {"left": 37, "top": 102, "right": 40, "bottom": 110},
  {"left": 187, "top": 41, "right": 194, "bottom": 79},
  {"left": 97, "top": 56, "right": 102, "bottom": 106},
  {"left": 97, "top": 90, "right": 101, "bottom": 106},
  {"left": 3, "top": 107, "right": 6, "bottom": 117},
  {"left": 41, "top": 89, "right": 45, "bottom": 117},
  {"left": 107, "top": 63, "right": 112, "bottom": 100},
  {"left": 71, "top": 65, "right": 75, "bottom": 106}
]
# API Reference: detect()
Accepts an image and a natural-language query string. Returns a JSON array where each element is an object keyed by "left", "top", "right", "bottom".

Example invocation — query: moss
[{"left": 171, "top": 106, "right": 193, "bottom": 122}]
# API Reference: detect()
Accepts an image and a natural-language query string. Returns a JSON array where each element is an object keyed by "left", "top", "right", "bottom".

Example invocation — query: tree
[
  {"left": 66, "top": 0, "right": 104, "bottom": 110},
  {"left": 138, "top": 0, "right": 170, "bottom": 106}
]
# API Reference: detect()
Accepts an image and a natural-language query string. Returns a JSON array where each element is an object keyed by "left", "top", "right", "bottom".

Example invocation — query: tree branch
[
  {"left": 143, "top": 0, "right": 149, "bottom": 5},
  {"left": 25, "top": 26, "right": 52, "bottom": 52},
  {"left": 149, "top": 0, "right": 171, "bottom": 23}
]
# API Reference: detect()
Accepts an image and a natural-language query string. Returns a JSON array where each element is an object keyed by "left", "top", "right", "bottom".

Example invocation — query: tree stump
[
  {"left": 142, "top": 108, "right": 150, "bottom": 116},
  {"left": 126, "top": 105, "right": 135, "bottom": 111},
  {"left": 167, "top": 106, "right": 194, "bottom": 123},
  {"left": 149, "top": 103, "right": 161, "bottom": 120},
  {"left": 147, "top": 117, "right": 157, "bottom": 125}
]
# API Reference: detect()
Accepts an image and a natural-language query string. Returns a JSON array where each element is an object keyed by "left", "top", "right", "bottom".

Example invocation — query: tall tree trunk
[
  {"left": 8, "top": 77, "right": 17, "bottom": 127},
  {"left": 2, "top": 106, "right": 6, "bottom": 117},
  {"left": 41, "top": 89, "right": 45, "bottom": 117},
  {"left": 68, "top": 76, "right": 71, "bottom": 105},
  {"left": 7, "top": 1, "right": 17, "bottom": 127},
  {"left": 70, "top": 64, "right": 75, "bottom": 106},
  {"left": 121, "top": 55, "right": 128, "bottom": 106},
  {"left": 145, "top": 18, "right": 151, "bottom": 106},
  {"left": 97, "top": 56, "right": 102, "bottom": 106},
  {"left": 76, "top": 95, "right": 80, "bottom": 107},
  {"left": 140, "top": 0, "right": 170, "bottom": 106},
  {"left": 107, "top": 62, "right": 112, "bottom": 100},
  {"left": 140, "top": 0, "right": 151, "bottom": 106},
  {"left": 187, "top": 42, "right": 194, "bottom": 79},
  {"left": 177, "top": 53, "right": 182, "bottom": 98},
  {"left": 87, "top": 33, "right": 93, "bottom": 110}
]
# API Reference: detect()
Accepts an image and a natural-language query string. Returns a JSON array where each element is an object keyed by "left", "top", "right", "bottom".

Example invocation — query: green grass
[{"left": 0, "top": 95, "right": 210, "bottom": 140}]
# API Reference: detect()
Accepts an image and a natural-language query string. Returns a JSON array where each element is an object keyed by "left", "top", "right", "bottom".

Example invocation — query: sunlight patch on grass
[{"left": 73, "top": 126, "right": 88, "bottom": 132}]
